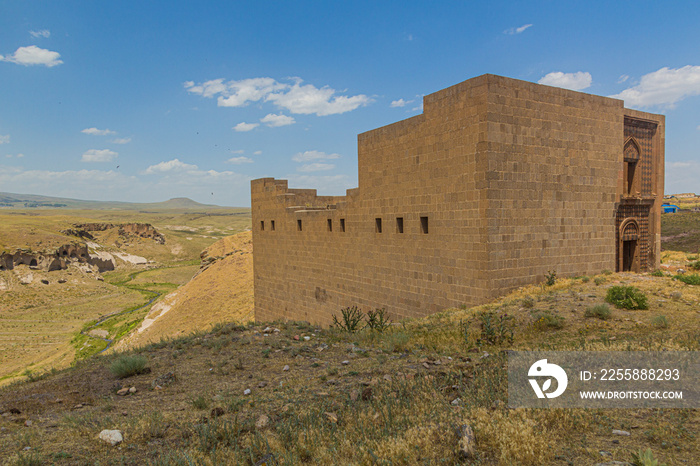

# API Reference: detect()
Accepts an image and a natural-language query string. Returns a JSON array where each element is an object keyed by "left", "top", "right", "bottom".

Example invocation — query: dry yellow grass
[{"left": 115, "top": 231, "right": 253, "bottom": 348}]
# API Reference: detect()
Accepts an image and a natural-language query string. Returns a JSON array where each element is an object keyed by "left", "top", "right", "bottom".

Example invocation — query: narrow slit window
[
  {"left": 420, "top": 216, "right": 429, "bottom": 234},
  {"left": 271, "top": 220, "right": 275, "bottom": 231},
  {"left": 327, "top": 219, "right": 333, "bottom": 232},
  {"left": 297, "top": 219, "right": 303, "bottom": 231},
  {"left": 260, "top": 220, "right": 265, "bottom": 231},
  {"left": 396, "top": 217, "right": 404, "bottom": 234},
  {"left": 340, "top": 218, "right": 346, "bottom": 232},
  {"left": 375, "top": 218, "right": 382, "bottom": 233}
]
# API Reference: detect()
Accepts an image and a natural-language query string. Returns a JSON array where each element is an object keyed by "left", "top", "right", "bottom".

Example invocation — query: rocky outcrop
[
  {"left": 0, "top": 243, "right": 114, "bottom": 273},
  {"left": 64, "top": 223, "right": 165, "bottom": 244}
]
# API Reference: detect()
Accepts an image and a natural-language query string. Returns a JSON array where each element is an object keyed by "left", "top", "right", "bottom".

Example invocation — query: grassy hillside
[
  {"left": 0, "top": 207, "right": 251, "bottom": 385},
  {"left": 115, "top": 231, "right": 254, "bottom": 349},
  {"left": 0, "top": 271, "right": 697, "bottom": 465},
  {"left": 661, "top": 211, "right": 700, "bottom": 254}
]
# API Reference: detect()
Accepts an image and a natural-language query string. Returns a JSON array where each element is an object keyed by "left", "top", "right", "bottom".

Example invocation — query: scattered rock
[
  {"left": 116, "top": 387, "right": 130, "bottom": 396},
  {"left": 303, "top": 336, "right": 311, "bottom": 341},
  {"left": 58, "top": 279, "right": 67, "bottom": 284},
  {"left": 383, "top": 374, "right": 392, "bottom": 382},
  {"left": 211, "top": 407, "right": 225, "bottom": 418},
  {"left": 255, "top": 414, "right": 269, "bottom": 429},
  {"left": 151, "top": 372, "right": 176, "bottom": 389},
  {"left": 263, "top": 326, "right": 273, "bottom": 333},
  {"left": 350, "top": 389, "right": 359, "bottom": 401},
  {"left": 612, "top": 429, "right": 630, "bottom": 436},
  {"left": 41, "top": 279, "right": 49, "bottom": 285},
  {"left": 293, "top": 335, "right": 300, "bottom": 341},
  {"left": 24, "top": 420, "right": 33, "bottom": 427},
  {"left": 341, "top": 360, "right": 350, "bottom": 365},
  {"left": 324, "top": 412, "right": 338, "bottom": 423},
  {"left": 244, "top": 389, "right": 251, "bottom": 395},
  {"left": 282, "top": 365, "right": 290, "bottom": 371},
  {"left": 457, "top": 424, "right": 476, "bottom": 459},
  {"left": 258, "top": 381, "right": 267, "bottom": 388},
  {"left": 98, "top": 429, "right": 123, "bottom": 446},
  {"left": 451, "top": 398, "right": 461, "bottom": 406},
  {"left": 422, "top": 362, "right": 431, "bottom": 369}
]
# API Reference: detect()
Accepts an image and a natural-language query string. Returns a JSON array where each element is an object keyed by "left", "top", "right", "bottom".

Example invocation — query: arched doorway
[{"left": 619, "top": 220, "right": 639, "bottom": 272}]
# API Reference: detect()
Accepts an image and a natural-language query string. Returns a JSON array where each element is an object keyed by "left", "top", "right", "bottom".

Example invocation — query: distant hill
[{"left": 0, "top": 192, "right": 236, "bottom": 210}]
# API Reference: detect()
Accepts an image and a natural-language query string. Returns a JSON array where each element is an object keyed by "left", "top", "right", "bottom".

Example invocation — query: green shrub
[
  {"left": 365, "top": 308, "right": 391, "bottom": 333},
  {"left": 475, "top": 311, "right": 514, "bottom": 345},
  {"left": 631, "top": 448, "right": 666, "bottom": 466},
  {"left": 585, "top": 304, "right": 612, "bottom": 320},
  {"left": 332, "top": 306, "right": 365, "bottom": 333},
  {"left": 605, "top": 286, "right": 648, "bottom": 310},
  {"left": 531, "top": 311, "right": 564, "bottom": 329},
  {"left": 650, "top": 269, "right": 664, "bottom": 277},
  {"left": 594, "top": 276, "right": 606, "bottom": 286},
  {"left": 580, "top": 276, "right": 590, "bottom": 283},
  {"left": 521, "top": 296, "right": 535, "bottom": 308},
  {"left": 690, "top": 260, "right": 700, "bottom": 270},
  {"left": 190, "top": 395, "right": 209, "bottom": 410},
  {"left": 602, "top": 269, "right": 613, "bottom": 275},
  {"left": 673, "top": 273, "right": 700, "bottom": 285},
  {"left": 651, "top": 315, "right": 669, "bottom": 329},
  {"left": 545, "top": 270, "right": 557, "bottom": 286},
  {"left": 110, "top": 354, "right": 148, "bottom": 379}
]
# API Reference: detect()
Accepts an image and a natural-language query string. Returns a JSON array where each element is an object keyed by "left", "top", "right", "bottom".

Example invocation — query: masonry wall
[
  {"left": 251, "top": 74, "right": 663, "bottom": 326},
  {"left": 480, "top": 76, "right": 624, "bottom": 296}
]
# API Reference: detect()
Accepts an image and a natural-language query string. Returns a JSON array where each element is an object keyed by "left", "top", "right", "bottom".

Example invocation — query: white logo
[{"left": 528, "top": 359, "right": 568, "bottom": 398}]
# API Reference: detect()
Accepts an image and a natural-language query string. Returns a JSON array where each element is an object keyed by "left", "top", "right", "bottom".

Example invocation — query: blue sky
[{"left": 1, "top": 1, "right": 699, "bottom": 206}]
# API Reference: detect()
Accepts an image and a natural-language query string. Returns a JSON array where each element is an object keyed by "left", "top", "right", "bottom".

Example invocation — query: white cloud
[
  {"left": 82, "top": 127, "right": 116, "bottom": 136},
  {"left": 0, "top": 135, "right": 9, "bottom": 144},
  {"left": 30, "top": 29, "right": 50, "bottom": 38},
  {"left": 253, "top": 150, "right": 262, "bottom": 155},
  {"left": 292, "top": 150, "right": 341, "bottom": 163},
  {"left": 229, "top": 149, "right": 244, "bottom": 154},
  {"left": 186, "top": 76, "right": 371, "bottom": 116},
  {"left": 504, "top": 24, "right": 533, "bottom": 35},
  {"left": 391, "top": 98, "right": 413, "bottom": 108},
  {"left": 267, "top": 80, "right": 371, "bottom": 116},
  {"left": 82, "top": 149, "right": 118, "bottom": 162},
  {"left": 0, "top": 45, "right": 63, "bottom": 67},
  {"left": 227, "top": 156, "right": 253, "bottom": 164},
  {"left": 618, "top": 75, "right": 629, "bottom": 83},
  {"left": 233, "top": 122, "right": 259, "bottom": 132},
  {"left": 538, "top": 71, "right": 592, "bottom": 91},
  {"left": 610, "top": 66, "right": 700, "bottom": 108},
  {"left": 260, "top": 113, "right": 295, "bottom": 127},
  {"left": 298, "top": 163, "right": 335, "bottom": 172},
  {"left": 697, "top": 125, "right": 700, "bottom": 131},
  {"left": 4, "top": 153, "right": 24, "bottom": 158},
  {"left": 143, "top": 158, "right": 198, "bottom": 174},
  {"left": 111, "top": 137, "right": 131, "bottom": 144}
]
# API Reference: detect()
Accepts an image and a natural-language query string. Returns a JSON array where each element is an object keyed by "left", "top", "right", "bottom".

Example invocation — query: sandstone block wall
[{"left": 251, "top": 74, "right": 664, "bottom": 326}]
